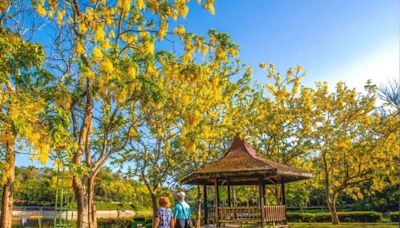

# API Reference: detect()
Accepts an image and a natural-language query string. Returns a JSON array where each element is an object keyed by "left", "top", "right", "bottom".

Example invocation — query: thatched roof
[{"left": 182, "top": 136, "right": 312, "bottom": 185}]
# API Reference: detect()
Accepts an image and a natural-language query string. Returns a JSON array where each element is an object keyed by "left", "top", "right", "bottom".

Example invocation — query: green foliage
[
  {"left": 0, "top": 31, "right": 44, "bottom": 76},
  {"left": 287, "top": 211, "right": 383, "bottom": 223},
  {"left": 287, "top": 212, "right": 316, "bottom": 222},
  {"left": 356, "top": 184, "right": 400, "bottom": 212},
  {"left": 290, "top": 224, "right": 397, "bottom": 228},
  {"left": 134, "top": 210, "right": 153, "bottom": 220},
  {"left": 12, "top": 167, "right": 152, "bottom": 209},
  {"left": 95, "top": 202, "right": 135, "bottom": 210},
  {"left": 389, "top": 212, "right": 399, "bottom": 222},
  {"left": 287, "top": 182, "right": 313, "bottom": 208},
  {"left": 97, "top": 217, "right": 134, "bottom": 228},
  {"left": 97, "top": 215, "right": 154, "bottom": 228},
  {"left": 95, "top": 168, "right": 150, "bottom": 208},
  {"left": 14, "top": 167, "right": 56, "bottom": 204}
]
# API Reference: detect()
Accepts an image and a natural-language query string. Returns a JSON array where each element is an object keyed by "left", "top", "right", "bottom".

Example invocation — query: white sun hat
[{"left": 177, "top": 191, "right": 185, "bottom": 198}]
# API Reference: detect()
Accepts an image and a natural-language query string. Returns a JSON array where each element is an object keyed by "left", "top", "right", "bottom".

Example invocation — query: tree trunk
[
  {"left": 88, "top": 175, "right": 97, "bottom": 228},
  {"left": 73, "top": 176, "right": 89, "bottom": 228},
  {"left": 0, "top": 133, "right": 15, "bottom": 228},
  {"left": 195, "top": 186, "right": 202, "bottom": 228},
  {"left": 322, "top": 151, "right": 339, "bottom": 224},
  {"left": 72, "top": 174, "right": 98, "bottom": 228},
  {"left": 327, "top": 194, "right": 339, "bottom": 224},
  {"left": 150, "top": 190, "right": 158, "bottom": 228},
  {"left": 73, "top": 79, "right": 93, "bottom": 228}
]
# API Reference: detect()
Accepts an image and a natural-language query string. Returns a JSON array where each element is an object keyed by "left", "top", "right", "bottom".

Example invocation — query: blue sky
[
  {"left": 182, "top": 0, "right": 399, "bottom": 90},
  {"left": 16, "top": 0, "right": 400, "bottom": 167}
]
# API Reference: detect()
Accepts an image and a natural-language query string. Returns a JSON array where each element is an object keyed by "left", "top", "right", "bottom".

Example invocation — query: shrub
[
  {"left": 337, "top": 211, "right": 382, "bottom": 222},
  {"left": 390, "top": 212, "right": 400, "bottom": 222},
  {"left": 96, "top": 202, "right": 135, "bottom": 210},
  {"left": 132, "top": 211, "right": 153, "bottom": 228},
  {"left": 312, "top": 213, "right": 332, "bottom": 222},
  {"left": 287, "top": 211, "right": 382, "bottom": 223},
  {"left": 97, "top": 217, "right": 133, "bottom": 228},
  {"left": 134, "top": 210, "right": 153, "bottom": 220},
  {"left": 287, "top": 213, "right": 315, "bottom": 222}
]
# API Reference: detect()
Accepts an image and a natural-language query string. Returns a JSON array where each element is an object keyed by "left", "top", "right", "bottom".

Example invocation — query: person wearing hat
[
  {"left": 155, "top": 197, "right": 174, "bottom": 228},
  {"left": 172, "top": 191, "right": 192, "bottom": 228}
]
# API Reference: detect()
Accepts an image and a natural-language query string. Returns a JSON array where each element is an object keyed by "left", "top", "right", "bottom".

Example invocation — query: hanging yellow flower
[
  {"left": 179, "top": 5, "right": 189, "bottom": 18},
  {"left": 75, "top": 42, "right": 85, "bottom": 55},
  {"left": 101, "top": 39, "right": 112, "bottom": 50},
  {"left": 92, "top": 47, "right": 103, "bottom": 62},
  {"left": 140, "top": 39, "right": 154, "bottom": 55},
  {"left": 79, "top": 23, "right": 88, "bottom": 34},
  {"left": 157, "top": 20, "right": 168, "bottom": 40},
  {"left": 122, "top": 0, "right": 131, "bottom": 12},
  {"left": 186, "top": 143, "right": 196, "bottom": 153},
  {"left": 100, "top": 59, "right": 114, "bottom": 74},
  {"left": 94, "top": 27, "right": 105, "bottom": 42},
  {"left": 56, "top": 10, "right": 64, "bottom": 25},
  {"left": 128, "top": 66, "right": 137, "bottom": 79},
  {"left": 37, "top": 5, "right": 47, "bottom": 16},
  {"left": 203, "top": 0, "right": 215, "bottom": 15},
  {"left": 202, "top": 45, "right": 209, "bottom": 56},
  {"left": 137, "top": 0, "right": 145, "bottom": 10},
  {"left": 173, "top": 26, "right": 185, "bottom": 35}
]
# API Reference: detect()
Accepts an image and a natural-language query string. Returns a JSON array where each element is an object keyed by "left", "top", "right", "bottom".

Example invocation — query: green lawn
[
  {"left": 290, "top": 223, "right": 398, "bottom": 228},
  {"left": 134, "top": 210, "right": 153, "bottom": 218}
]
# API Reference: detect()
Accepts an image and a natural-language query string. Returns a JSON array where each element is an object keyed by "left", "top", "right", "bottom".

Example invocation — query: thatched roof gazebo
[{"left": 182, "top": 136, "right": 312, "bottom": 227}]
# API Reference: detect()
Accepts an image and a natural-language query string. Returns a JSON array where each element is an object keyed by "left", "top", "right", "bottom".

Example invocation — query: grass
[
  {"left": 289, "top": 223, "right": 399, "bottom": 228},
  {"left": 134, "top": 210, "right": 153, "bottom": 219}
]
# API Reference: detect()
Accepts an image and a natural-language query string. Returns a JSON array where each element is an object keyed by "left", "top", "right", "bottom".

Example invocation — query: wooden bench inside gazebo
[{"left": 182, "top": 136, "right": 312, "bottom": 227}]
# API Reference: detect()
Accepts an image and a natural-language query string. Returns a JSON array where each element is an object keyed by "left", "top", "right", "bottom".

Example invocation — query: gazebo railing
[
  {"left": 219, "top": 206, "right": 261, "bottom": 222},
  {"left": 206, "top": 205, "right": 286, "bottom": 224},
  {"left": 264, "top": 205, "right": 286, "bottom": 223},
  {"left": 206, "top": 207, "right": 215, "bottom": 224}
]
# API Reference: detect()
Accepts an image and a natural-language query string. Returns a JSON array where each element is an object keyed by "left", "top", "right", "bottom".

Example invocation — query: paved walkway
[{"left": 12, "top": 210, "right": 135, "bottom": 220}]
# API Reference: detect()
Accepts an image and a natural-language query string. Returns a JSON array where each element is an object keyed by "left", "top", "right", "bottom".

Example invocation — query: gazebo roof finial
[{"left": 223, "top": 134, "right": 258, "bottom": 159}]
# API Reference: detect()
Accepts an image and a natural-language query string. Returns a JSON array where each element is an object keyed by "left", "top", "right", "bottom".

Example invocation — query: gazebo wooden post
[
  {"left": 203, "top": 185, "right": 208, "bottom": 225},
  {"left": 281, "top": 182, "right": 286, "bottom": 205},
  {"left": 264, "top": 183, "right": 268, "bottom": 223},
  {"left": 263, "top": 184, "right": 267, "bottom": 205},
  {"left": 227, "top": 179, "right": 231, "bottom": 207},
  {"left": 281, "top": 180, "right": 287, "bottom": 224},
  {"left": 259, "top": 177, "right": 265, "bottom": 227},
  {"left": 215, "top": 179, "right": 220, "bottom": 226}
]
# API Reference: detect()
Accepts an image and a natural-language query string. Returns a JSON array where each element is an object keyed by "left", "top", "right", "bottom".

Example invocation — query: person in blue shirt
[{"left": 172, "top": 192, "right": 192, "bottom": 228}]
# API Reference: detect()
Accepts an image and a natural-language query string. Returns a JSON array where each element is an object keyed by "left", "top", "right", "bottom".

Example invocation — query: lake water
[
  {"left": 12, "top": 219, "right": 75, "bottom": 228},
  {"left": 11, "top": 219, "right": 135, "bottom": 227}
]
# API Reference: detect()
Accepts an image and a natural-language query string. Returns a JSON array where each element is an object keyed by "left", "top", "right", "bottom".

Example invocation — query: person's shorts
[{"left": 175, "top": 219, "right": 189, "bottom": 228}]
